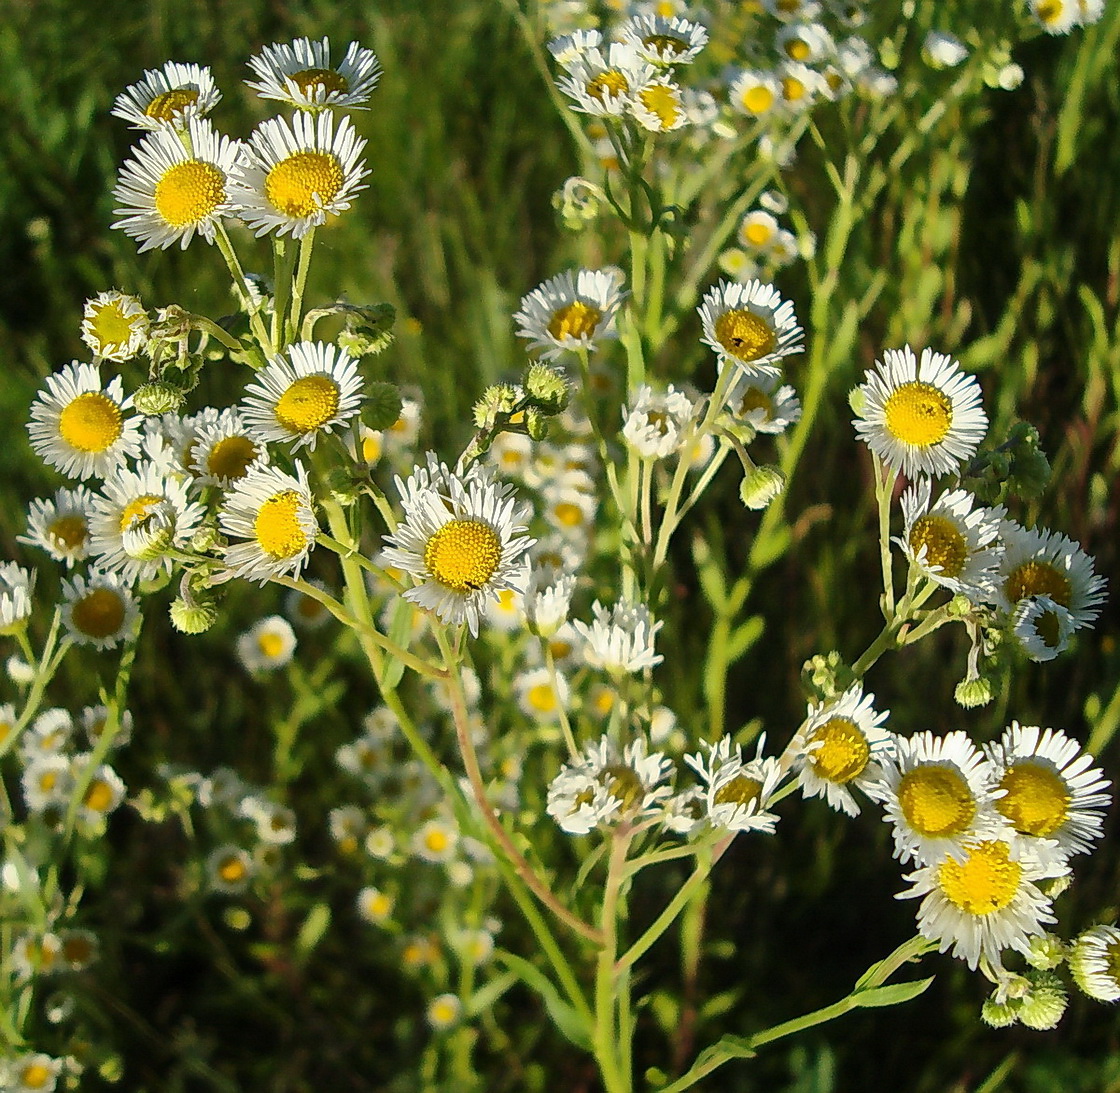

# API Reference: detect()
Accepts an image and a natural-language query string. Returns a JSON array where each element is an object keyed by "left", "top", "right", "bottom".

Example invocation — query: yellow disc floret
[
  {"left": 898, "top": 765, "right": 976, "bottom": 837},
  {"left": 883, "top": 381, "right": 953, "bottom": 447},
  {"left": 586, "top": 69, "right": 629, "bottom": 103},
  {"left": 714, "top": 772, "right": 764, "bottom": 809},
  {"left": 275, "top": 374, "right": 341, "bottom": 434},
  {"left": 423, "top": 518, "right": 502, "bottom": 593},
  {"left": 48, "top": 514, "right": 89, "bottom": 550},
  {"left": 807, "top": 716, "right": 870, "bottom": 784},
  {"left": 743, "top": 221, "right": 773, "bottom": 247},
  {"left": 714, "top": 308, "right": 777, "bottom": 363},
  {"left": 207, "top": 435, "right": 259, "bottom": 480},
  {"left": 643, "top": 34, "right": 686, "bottom": 56},
  {"left": 71, "top": 588, "right": 127, "bottom": 639},
  {"left": 909, "top": 515, "right": 969, "bottom": 578},
  {"left": 258, "top": 631, "right": 286, "bottom": 659},
  {"left": 19, "top": 1063, "right": 54, "bottom": 1090},
  {"left": 58, "top": 392, "right": 123, "bottom": 453},
  {"left": 937, "top": 840, "right": 1022, "bottom": 915},
  {"left": 254, "top": 490, "right": 309, "bottom": 559},
  {"left": 88, "top": 301, "right": 136, "bottom": 352},
  {"left": 638, "top": 84, "right": 680, "bottom": 129},
  {"left": 599, "top": 764, "right": 644, "bottom": 810},
  {"left": 289, "top": 67, "right": 349, "bottom": 97},
  {"left": 118, "top": 494, "right": 165, "bottom": 534},
  {"left": 265, "top": 151, "right": 344, "bottom": 218},
  {"left": 741, "top": 84, "right": 775, "bottom": 114},
  {"left": 144, "top": 87, "right": 200, "bottom": 122},
  {"left": 997, "top": 761, "right": 1070, "bottom": 837},
  {"left": 547, "top": 300, "right": 602, "bottom": 342},
  {"left": 154, "top": 160, "right": 225, "bottom": 227},
  {"left": 218, "top": 855, "right": 248, "bottom": 884},
  {"left": 1004, "top": 561, "right": 1072, "bottom": 607},
  {"left": 84, "top": 778, "right": 116, "bottom": 813}
]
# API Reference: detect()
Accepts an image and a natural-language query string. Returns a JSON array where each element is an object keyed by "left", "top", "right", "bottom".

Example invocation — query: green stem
[
  {"left": 215, "top": 223, "right": 273, "bottom": 355},
  {"left": 289, "top": 227, "right": 317, "bottom": 344},
  {"left": 594, "top": 828, "right": 631, "bottom": 1093},
  {"left": 271, "top": 235, "right": 296, "bottom": 352},
  {"left": 874, "top": 454, "right": 898, "bottom": 617}
]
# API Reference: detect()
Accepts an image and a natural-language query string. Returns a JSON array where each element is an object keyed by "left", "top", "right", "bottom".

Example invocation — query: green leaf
[
  {"left": 497, "top": 951, "right": 592, "bottom": 1051},
  {"left": 851, "top": 977, "right": 934, "bottom": 1008},
  {"left": 691, "top": 1034, "right": 756, "bottom": 1072},
  {"left": 464, "top": 970, "right": 517, "bottom": 1018},
  {"left": 295, "top": 903, "right": 332, "bottom": 958},
  {"left": 381, "top": 599, "right": 415, "bottom": 691}
]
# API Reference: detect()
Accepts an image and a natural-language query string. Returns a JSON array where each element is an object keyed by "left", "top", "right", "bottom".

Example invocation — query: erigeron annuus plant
[{"left": 0, "top": 3, "right": 1115, "bottom": 1088}]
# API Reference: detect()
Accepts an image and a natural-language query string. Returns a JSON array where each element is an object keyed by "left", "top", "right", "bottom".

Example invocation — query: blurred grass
[{"left": 1, "top": 0, "right": 1119, "bottom": 1089}]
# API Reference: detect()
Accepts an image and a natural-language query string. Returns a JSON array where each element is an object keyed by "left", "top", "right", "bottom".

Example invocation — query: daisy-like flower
[
  {"left": 737, "top": 209, "right": 781, "bottom": 253},
  {"left": 380, "top": 458, "right": 534, "bottom": 638},
  {"left": 547, "top": 734, "right": 673, "bottom": 835},
  {"left": 573, "top": 599, "right": 663, "bottom": 675},
  {"left": 698, "top": 279, "right": 804, "bottom": 380},
  {"left": 1012, "top": 595, "right": 1075, "bottom": 662},
  {"left": 74, "top": 758, "right": 127, "bottom": 825},
  {"left": 88, "top": 463, "right": 205, "bottom": 583},
  {"left": 541, "top": 478, "right": 598, "bottom": 542},
  {"left": 21, "top": 755, "right": 73, "bottom": 814},
  {"left": 1070, "top": 924, "right": 1120, "bottom": 1001},
  {"left": 775, "top": 22, "right": 836, "bottom": 64},
  {"left": 19, "top": 486, "right": 96, "bottom": 567},
  {"left": 622, "top": 14, "right": 709, "bottom": 65},
  {"left": 526, "top": 570, "right": 576, "bottom": 638},
  {"left": 897, "top": 480, "right": 1003, "bottom": 599},
  {"left": 514, "top": 268, "right": 626, "bottom": 360},
  {"left": 621, "top": 384, "right": 697, "bottom": 459},
  {"left": 207, "top": 845, "right": 254, "bottom": 894},
  {"left": 112, "top": 117, "right": 241, "bottom": 252},
  {"left": 631, "top": 76, "right": 688, "bottom": 133},
  {"left": 357, "top": 885, "right": 395, "bottom": 925},
  {"left": 11, "top": 932, "right": 64, "bottom": 979},
  {"left": 189, "top": 407, "right": 269, "bottom": 488},
  {"left": 245, "top": 36, "right": 382, "bottom": 110},
  {"left": 241, "top": 340, "right": 363, "bottom": 451},
  {"left": 219, "top": 463, "right": 319, "bottom": 584},
  {"left": 427, "top": 993, "right": 462, "bottom": 1031},
  {"left": 898, "top": 836, "right": 1062, "bottom": 970},
  {"left": 240, "top": 796, "right": 298, "bottom": 845},
  {"left": 81, "top": 290, "right": 149, "bottom": 361},
  {"left": 995, "top": 520, "right": 1106, "bottom": 632},
  {"left": 237, "top": 615, "right": 297, "bottom": 673},
  {"left": 793, "top": 685, "right": 893, "bottom": 816},
  {"left": 514, "top": 665, "right": 569, "bottom": 722},
  {"left": 723, "top": 372, "right": 801, "bottom": 435},
  {"left": 18, "top": 708, "right": 73, "bottom": 762},
  {"left": 285, "top": 578, "right": 333, "bottom": 631},
  {"left": 557, "top": 42, "right": 654, "bottom": 117},
  {"left": 111, "top": 61, "right": 220, "bottom": 130},
  {"left": 28, "top": 361, "right": 143, "bottom": 481},
  {"left": 4, "top": 1053, "right": 64, "bottom": 1093},
  {"left": 228, "top": 110, "right": 369, "bottom": 238},
  {"left": 59, "top": 928, "right": 99, "bottom": 971},
  {"left": 1030, "top": 0, "right": 1080, "bottom": 33},
  {"left": 983, "top": 722, "right": 1110, "bottom": 864},
  {"left": 60, "top": 570, "right": 139, "bottom": 649},
  {"left": 81, "top": 704, "right": 134, "bottom": 749},
  {"left": 0, "top": 564, "right": 34, "bottom": 635},
  {"left": 853, "top": 346, "right": 988, "bottom": 479},
  {"left": 684, "top": 735, "right": 785, "bottom": 834},
  {"left": 729, "top": 69, "right": 784, "bottom": 118},
  {"left": 871, "top": 730, "right": 1010, "bottom": 865},
  {"left": 412, "top": 816, "right": 459, "bottom": 863},
  {"left": 548, "top": 29, "right": 604, "bottom": 67}
]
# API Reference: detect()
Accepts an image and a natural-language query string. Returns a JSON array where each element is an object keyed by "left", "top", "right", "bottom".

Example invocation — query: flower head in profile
[
  {"left": 381, "top": 457, "right": 535, "bottom": 637},
  {"left": 246, "top": 36, "right": 382, "bottom": 110},
  {"left": 228, "top": 110, "right": 369, "bottom": 238},
  {"left": 0, "top": 564, "right": 34, "bottom": 635},
  {"left": 698, "top": 279, "right": 803, "bottom": 380},
  {"left": 1012, "top": 595, "right": 1075, "bottom": 662},
  {"left": 112, "top": 61, "right": 221, "bottom": 130},
  {"left": 112, "top": 118, "right": 241, "bottom": 252},
  {"left": 621, "top": 14, "right": 709, "bottom": 66},
  {"left": 514, "top": 268, "right": 626, "bottom": 360},
  {"left": 81, "top": 290, "right": 149, "bottom": 361},
  {"left": 1070, "top": 925, "right": 1120, "bottom": 1002},
  {"left": 684, "top": 735, "right": 784, "bottom": 834},
  {"left": 853, "top": 345, "right": 987, "bottom": 479},
  {"left": 723, "top": 372, "right": 801, "bottom": 435},
  {"left": 573, "top": 599, "right": 663, "bottom": 675}
]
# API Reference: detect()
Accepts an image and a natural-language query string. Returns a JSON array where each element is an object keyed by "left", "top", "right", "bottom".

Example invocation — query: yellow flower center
[
  {"left": 39, "top": 771, "right": 58, "bottom": 792},
  {"left": 84, "top": 778, "right": 116, "bottom": 813},
  {"left": 254, "top": 491, "right": 309, "bottom": 560},
  {"left": 154, "top": 160, "right": 225, "bottom": 227},
  {"left": 207, "top": 435, "right": 259, "bottom": 480},
  {"left": 424, "top": 828, "right": 450, "bottom": 854},
  {"left": 785, "top": 39, "right": 811, "bottom": 62},
  {"left": 638, "top": 84, "right": 680, "bottom": 128},
  {"left": 643, "top": 33, "right": 686, "bottom": 55},
  {"left": 118, "top": 493, "right": 165, "bottom": 534},
  {"left": 898, "top": 765, "right": 976, "bottom": 838},
  {"left": 909, "top": 515, "right": 968, "bottom": 578},
  {"left": 741, "top": 84, "right": 774, "bottom": 114},
  {"left": 883, "top": 381, "right": 953, "bottom": 447},
  {"left": 714, "top": 308, "right": 777, "bottom": 362},
  {"left": 1036, "top": 0, "right": 1065, "bottom": 23},
  {"left": 423, "top": 519, "right": 503, "bottom": 593},
  {"left": 88, "top": 301, "right": 137, "bottom": 351},
  {"left": 599, "top": 764, "right": 644, "bottom": 809},
  {"left": 365, "top": 892, "right": 392, "bottom": 918},
  {"left": 714, "top": 772, "right": 764, "bottom": 809},
  {"left": 1106, "top": 937, "right": 1120, "bottom": 982},
  {"left": 144, "top": 87, "right": 200, "bottom": 121},
  {"left": 586, "top": 69, "right": 629, "bottom": 103},
  {"left": 1004, "top": 561, "right": 1071, "bottom": 607},
  {"left": 58, "top": 392, "right": 123, "bottom": 453},
  {"left": 781, "top": 76, "right": 807, "bottom": 102},
  {"left": 20, "top": 1064, "right": 53, "bottom": 1089},
  {"left": 552, "top": 501, "right": 587, "bottom": 528},
  {"left": 547, "top": 300, "right": 602, "bottom": 342},
  {"left": 527, "top": 682, "right": 558, "bottom": 713},
  {"left": 218, "top": 855, "right": 248, "bottom": 884},
  {"left": 71, "top": 587, "right": 127, "bottom": 639},
  {"left": 0, "top": 719, "right": 12, "bottom": 743},
  {"left": 48, "top": 514, "right": 89, "bottom": 550},
  {"left": 736, "top": 387, "right": 774, "bottom": 418},
  {"left": 361, "top": 433, "right": 384, "bottom": 464},
  {"left": 806, "top": 716, "right": 870, "bottom": 784},
  {"left": 258, "top": 631, "right": 286, "bottom": 659},
  {"left": 265, "top": 151, "right": 344, "bottom": 218},
  {"left": 937, "top": 840, "right": 1022, "bottom": 915},
  {"left": 275, "top": 374, "right": 341, "bottom": 434},
  {"left": 289, "top": 67, "right": 350, "bottom": 97},
  {"left": 743, "top": 220, "right": 773, "bottom": 247},
  {"left": 997, "top": 761, "right": 1070, "bottom": 837}
]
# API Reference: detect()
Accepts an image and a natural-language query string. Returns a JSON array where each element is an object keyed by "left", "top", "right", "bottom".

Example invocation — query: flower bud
[
  {"left": 954, "top": 677, "right": 993, "bottom": 709},
  {"left": 740, "top": 466, "right": 784, "bottom": 510},
  {"left": 134, "top": 382, "right": 185, "bottom": 416},
  {"left": 1018, "top": 973, "right": 1067, "bottom": 1030},
  {"left": 170, "top": 598, "right": 218, "bottom": 635},
  {"left": 523, "top": 363, "right": 570, "bottom": 414},
  {"left": 980, "top": 997, "right": 1018, "bottom": 1028},
  {"left": 1024, "top": 933, "right": 1068, "bottom": 971},
  {"left": 524, "top": 406, "right": 550, "bottom": 442}
]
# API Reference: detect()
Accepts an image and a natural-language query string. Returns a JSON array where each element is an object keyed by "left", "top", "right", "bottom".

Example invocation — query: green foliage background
[{"left": 1, "top": 0, "right": 1119, "bottom": 1089}]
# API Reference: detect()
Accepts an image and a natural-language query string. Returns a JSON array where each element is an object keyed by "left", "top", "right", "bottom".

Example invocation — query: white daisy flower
[
  {"left": 112, "top": 117, "right": 241, "bottom": 252},
  {"left": 526, "top": 570, "right": 576, "bottom": 638},
  {"left": 871, "top": 730, "right": 1010, "bottom": 866},
  {"left": 19, "top": 708, "right": 73, "bottom": 762},
  {"left": 28, "top": 361, "right": 143, "bottom": 481},
  {"left": 81, "top": 704, "right": 134, "bottom": 749},
  {"left": 357, "top": 886, "right": 395, "bottom": 925},
  {"left": 541, "top": 479, "right": 598, "bottom": 541},
  {"left": 88, "top": 462, "right": 205, "bottom": 583},
  {"left": 898, "top": 836, "right": 1062, "bottom": 970},
  {"left": 1012, "top": 595, "right": 1075, "bottom": 662},
  {"left": 631, "top": 75, "right": 688, "bottom": 133},
  {"left": 621, "top": 384, "right": 697, "bottom": 459},
  {"left": 228, "top": 110, "right": 369, "bottom": 238},
  {"left": 484, "top": 586, "right": 526, "bottom": 632},
  {"left": 775, "top": 22, "right": 836, "bottom": 64},
  {"left": 737, "top": 209, "right": 781, "bottom": 252},
  {"left": 59, "top": 928, "right": 99, "bottom": 971},
  {"left": 853, "top": 345, "right": 988, "bottom": 479},
  {"left": 793, "top": 685, "right": 893, "bottom": 816},
  {"left": 983, "top": 722, "right": 1110, "bottom": 863},
  {"left": 189, "top": 407, "right": 270, "bottom": 487},
  {"left": 73, "top": 758, "right": 127, "bottom": 825},
  {"left": 245, "top": 36, "right": 382, "bottom": 110},
  {"left": 21, "top": 755, "right": 73, "bottom": 813},
  {"left": 697, "top": 279, "right": 804, "bottom": 380},
  {"left": 897, "top": 479, "right": 1003, "bottom": 599},
  {"left": 723, "top": 372, "right": 801, "bottom": 435},
  {"left": 777, "top": 61, "right": 823, "bottom": 111},
  {"left": 219, "top": 463, "right": 319, "bottom": 584},
  {"left": 240, "top": 796, "right": 298, "bottom": 844},
  {"left": 166, "top": 406, "right": 222, "bottom": 475},
  {"left": 237, "top": 615, "right": 297, "bottom": 673},
  {"left": 19, "top": 486, "right": 96, "bottom": 567},
  {"left": 685, "top": 735, "right": 784, "bottom": 834},
  {"left": 427, "top": 993, "right": 462, "bottom": 1031},
  {"left": 514, "top": 665, "right": 569, "bottom": 722},
  {"left": 380, "top": 458, "right": 534, "bottom": 637},
  {"left": 60, "top": 570, "right": 139, "bottom": 649},
  {"left": 10, "top": 932, "right": 64, "bottom": 979},
  {"left": 514, "top": 268, "right": 626, "bottom": 360},
  {"left": 557, "top": 42, "right": 654, "bottom": 117},
  {"left": 207, "top": 845, "right": 254, "bottom": 894},
  {"left": 240, "top": 340, "right": 364, "bottom": 451},
  {"left": 80, "top": 290, "right": 149, "bottom": 361},
  {"left": 548, "top": 29, "right": 604, "bottom": 68},
  {"left": 4, "top": 1053, "right": 64, "bottom": 1093},
  {"left": 285, "top": 578, "right": 333, "bottom": 631},
  {"left": 1070, "top": 925, "right": 1120, "bottom": 1001},
  {"left": 413, "top": 816, "right": 459, "bottom": 863},
  {"left": 995, "top": 520, "right": 1106, "bottom": 631},
  {"left": 729, "top": 69, "right": 784, "bottom": 118},
  {"left": 573, "top": 599, "right": 663, "bottom": 674},
  {"left": 0, "top": 564, "right": 34, "bottom": 635},
  {"left": 111, "top": 61, "right": 221, "bottom": 130},
  {"left": 1030, "top": 0, "right": 1080, "bottom": 33},
  {"left": 622, "top": 14, "right": 709, "bottom": 65}
]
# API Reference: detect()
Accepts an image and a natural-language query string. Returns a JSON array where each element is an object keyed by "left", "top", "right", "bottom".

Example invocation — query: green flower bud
[
  {"left": 740, "top": 466, "right": 784, "bottom": 510},
  {"left": 524, "top": 406, "right": 550, "bottom": 442},
  {"left": 189, "top": 525, "right": 222, "bottom": 553},
  {"left": 954, "top": 677, "right": 993, "bottom": 709},
  {"left": 947, "top": 593, "right": 974, "bottom": 618},
  {"left": 170, "top": 598, "right": 218, "bottom": 635},
  {"left": 980, "top": 997, "right": 1019, "bottom": 1028},
  {"left": 523, "top": 363, "right": 570, "bottom": 414},
  {"left": 362, "top": 381, "right": 404, "bottom": 431},
  {"left": 847, "top": 387, "right": 866, "bottom": 417},
  {"left": 1018, "top": 973, "right": 1067, "bottom": 1030},
  {"left": 800, "top": 652, "right": 855, "bottom": 703},
  {"left": 1024, "top": 933, "right": 1068, "bottom": 971},
  {"left": 133, "top": 382, "right": 185, "bottom": 416}
]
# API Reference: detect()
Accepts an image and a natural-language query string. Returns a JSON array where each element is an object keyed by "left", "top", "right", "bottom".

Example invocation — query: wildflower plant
[{"left": 1, "top": 2, "right": 1117, "bottom": 1089}]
